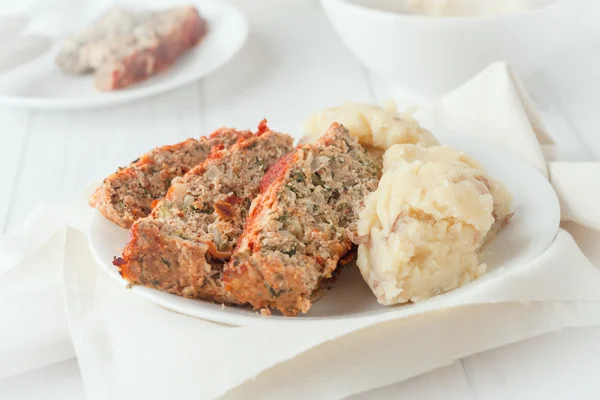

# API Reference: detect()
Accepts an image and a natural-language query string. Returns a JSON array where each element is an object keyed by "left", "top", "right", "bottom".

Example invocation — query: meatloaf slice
[
  {"left": 56, "top": 6, "right": 152, "bottom": 75},
  {"left": 90, "top": 127, "right": 250, "bottom": 229},
  {"left": 94, "top": 6, "right": 207, "bottom": 90},
  {"left": 56, "top": 6, "right": 207, "bottom": 90},
  {"left": 223, "top": 123, "right": 381, "bottom": 316},
  {"left": 117, "top": 123, "right": 294, "bottom": 303}
]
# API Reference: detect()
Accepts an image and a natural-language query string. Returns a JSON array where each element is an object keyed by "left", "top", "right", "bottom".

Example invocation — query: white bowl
[{"left": 320, "top": 0, "right": 582, "bottom": 99}]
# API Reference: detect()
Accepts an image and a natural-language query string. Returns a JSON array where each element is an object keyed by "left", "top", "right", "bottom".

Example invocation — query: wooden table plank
[
  {"left": 0, "top": 108, "right": 30, "bottom": 233},
  {"left": 0, "top": 359, "right": 84, "bottom": 400},
  {"left": 538, "top": 25, "right": 600, "bottom": 162}
]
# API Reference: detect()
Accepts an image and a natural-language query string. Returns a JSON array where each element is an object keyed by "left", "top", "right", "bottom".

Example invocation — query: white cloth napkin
[{"left": 2, "top": 62, "right": 600, "bottom": 399}]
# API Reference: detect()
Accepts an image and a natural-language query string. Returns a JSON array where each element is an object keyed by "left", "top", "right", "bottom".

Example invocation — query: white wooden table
[{"left": 1, "top": 0, "right": 600, "bottom": 398}]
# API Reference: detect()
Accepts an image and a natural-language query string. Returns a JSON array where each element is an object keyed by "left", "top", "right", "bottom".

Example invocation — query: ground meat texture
[
  {"left": 117, "top": 125, "right": 294, "bottom": 303},
  {"left": 223, "top": 123, "right": 381, "bottom": 316},
  {"left": 56, "top": 6, "right": 207, "bottom": 90},
  {"left": 95, "top": 7, "right": 207, "bottom": 90},
  {"left": 89, "top": 127, "right": 249, "bottom": 229},
  {"left": 56, "top": 7, "right": 151, "bottom": 75}
]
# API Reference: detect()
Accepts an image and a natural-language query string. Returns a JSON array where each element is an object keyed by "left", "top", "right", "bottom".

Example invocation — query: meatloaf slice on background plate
[{"left": 56, "top": 6, "right": 208, "bottom": 90}]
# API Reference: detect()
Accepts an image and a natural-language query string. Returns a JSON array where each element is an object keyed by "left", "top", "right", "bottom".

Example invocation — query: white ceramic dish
[
  {"left": 88, "top": 137, "right": 560, "bottom": 326},
  {"left": 320, "top": 0, "right": 582, "bottom": 99},
  {"left": 0, "top": 0, "right": 248, "bottom": 110}
]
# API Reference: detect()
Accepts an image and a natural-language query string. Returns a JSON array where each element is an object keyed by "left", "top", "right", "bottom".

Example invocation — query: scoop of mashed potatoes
[
  {"left": 303, "top": 102, "right": 439, "bottom": 151},
  {"left": 357, "top": 144, "right": 512, "bottom": 305}
]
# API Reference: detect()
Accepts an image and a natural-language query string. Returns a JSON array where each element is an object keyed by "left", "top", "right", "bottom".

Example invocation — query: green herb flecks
[
  {"left": 292, "top": 172, "right": 305, "bottom": 183},
  {"left": 138, "top": 183, "right": 151, "bottom": 197},
  {"left": 265, "top": 283, "right": 283, "bottom": 298},
  {"left": 156, "top": 206, "right": 171, "bottom": 219},
  {"left": 311, "top": 172, "right": 325, "bottom": 186},
  {"left": 191, "top": 203, "right": 213, "bottom": 214},
  {"left": 255, "top": 157, "right": 264, "bottom": 170},
  {"left": 276, "top": 213, "right": 289, "bottom": 224},
  {"left": 282, "top": 248, "right": 296, "bottom": 256}
]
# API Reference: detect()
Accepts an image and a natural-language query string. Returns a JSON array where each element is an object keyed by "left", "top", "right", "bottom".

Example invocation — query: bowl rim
[{"left": 320, "top": 0, "right": 583, "bottom": 23}]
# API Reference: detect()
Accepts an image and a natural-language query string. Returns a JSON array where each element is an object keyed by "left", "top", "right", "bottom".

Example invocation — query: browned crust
[
  {"left": 118, "top": 218, "right": 235, "bottom": 304},
  {"left": 117, "top": 122, "right": 294, "bottom": 303},
  {"left": 95, "top": 7, "right": 207, "bottom": 90},
  {"left": 223, "top": 123, "right": 379, "bottom": 316},
  {"left": 224, "top": 149, "right": 340, "bottom": 315},
  {"left": 89, "top": 127, "right": 250, "bottom": 229},
  {"left": 259, "top": 151, "right": 294, "bottom": 194}
]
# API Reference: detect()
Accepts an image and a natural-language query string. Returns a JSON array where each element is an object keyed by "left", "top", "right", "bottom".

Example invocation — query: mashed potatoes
[
  {"left": 357, "top": 144, "right": 512, "bottom": 305},
  {"left": 383, "top": 144, "right": 512, "bottom": 241},
  {"left": 303, "top": 102, "right": 439, "bottom": 151},
  {"left": 406, "top": 0, "right": 535, "bottom": 17}
]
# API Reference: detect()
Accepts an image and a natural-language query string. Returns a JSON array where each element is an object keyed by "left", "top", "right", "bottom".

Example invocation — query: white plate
[
  {"left": 0, "top": 0, "right": 247, "bottom": 110},
  {"left": 88, "top": 138, "right": 560, "bottom": 325}
]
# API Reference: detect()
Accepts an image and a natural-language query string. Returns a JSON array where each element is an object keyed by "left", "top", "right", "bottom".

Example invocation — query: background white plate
[
  {"left": 88, "top": 138, "right": 560, "bottom": 325},
  {"left": 0, "top": 0, "right": 248, "bottom": 110}
]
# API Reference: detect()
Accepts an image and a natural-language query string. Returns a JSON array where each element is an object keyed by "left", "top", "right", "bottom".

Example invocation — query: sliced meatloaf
[
  {"left": 95, "top": 7, "right": 207, "bottom": 91},
  {"left": 117, "top": 124, "right": 294, "bottom": 303},
  {"left": 222, "top": 123, "right": 381, "bottom": 316},
  {"left": 90, "top": 128, "right": 250, "bottom": 229},
  {"left": 56, "top": 6, "right": 152, "bottom": 75},
  {"left": 56, "top": 6, "right": 207, "bottom": 90}
]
